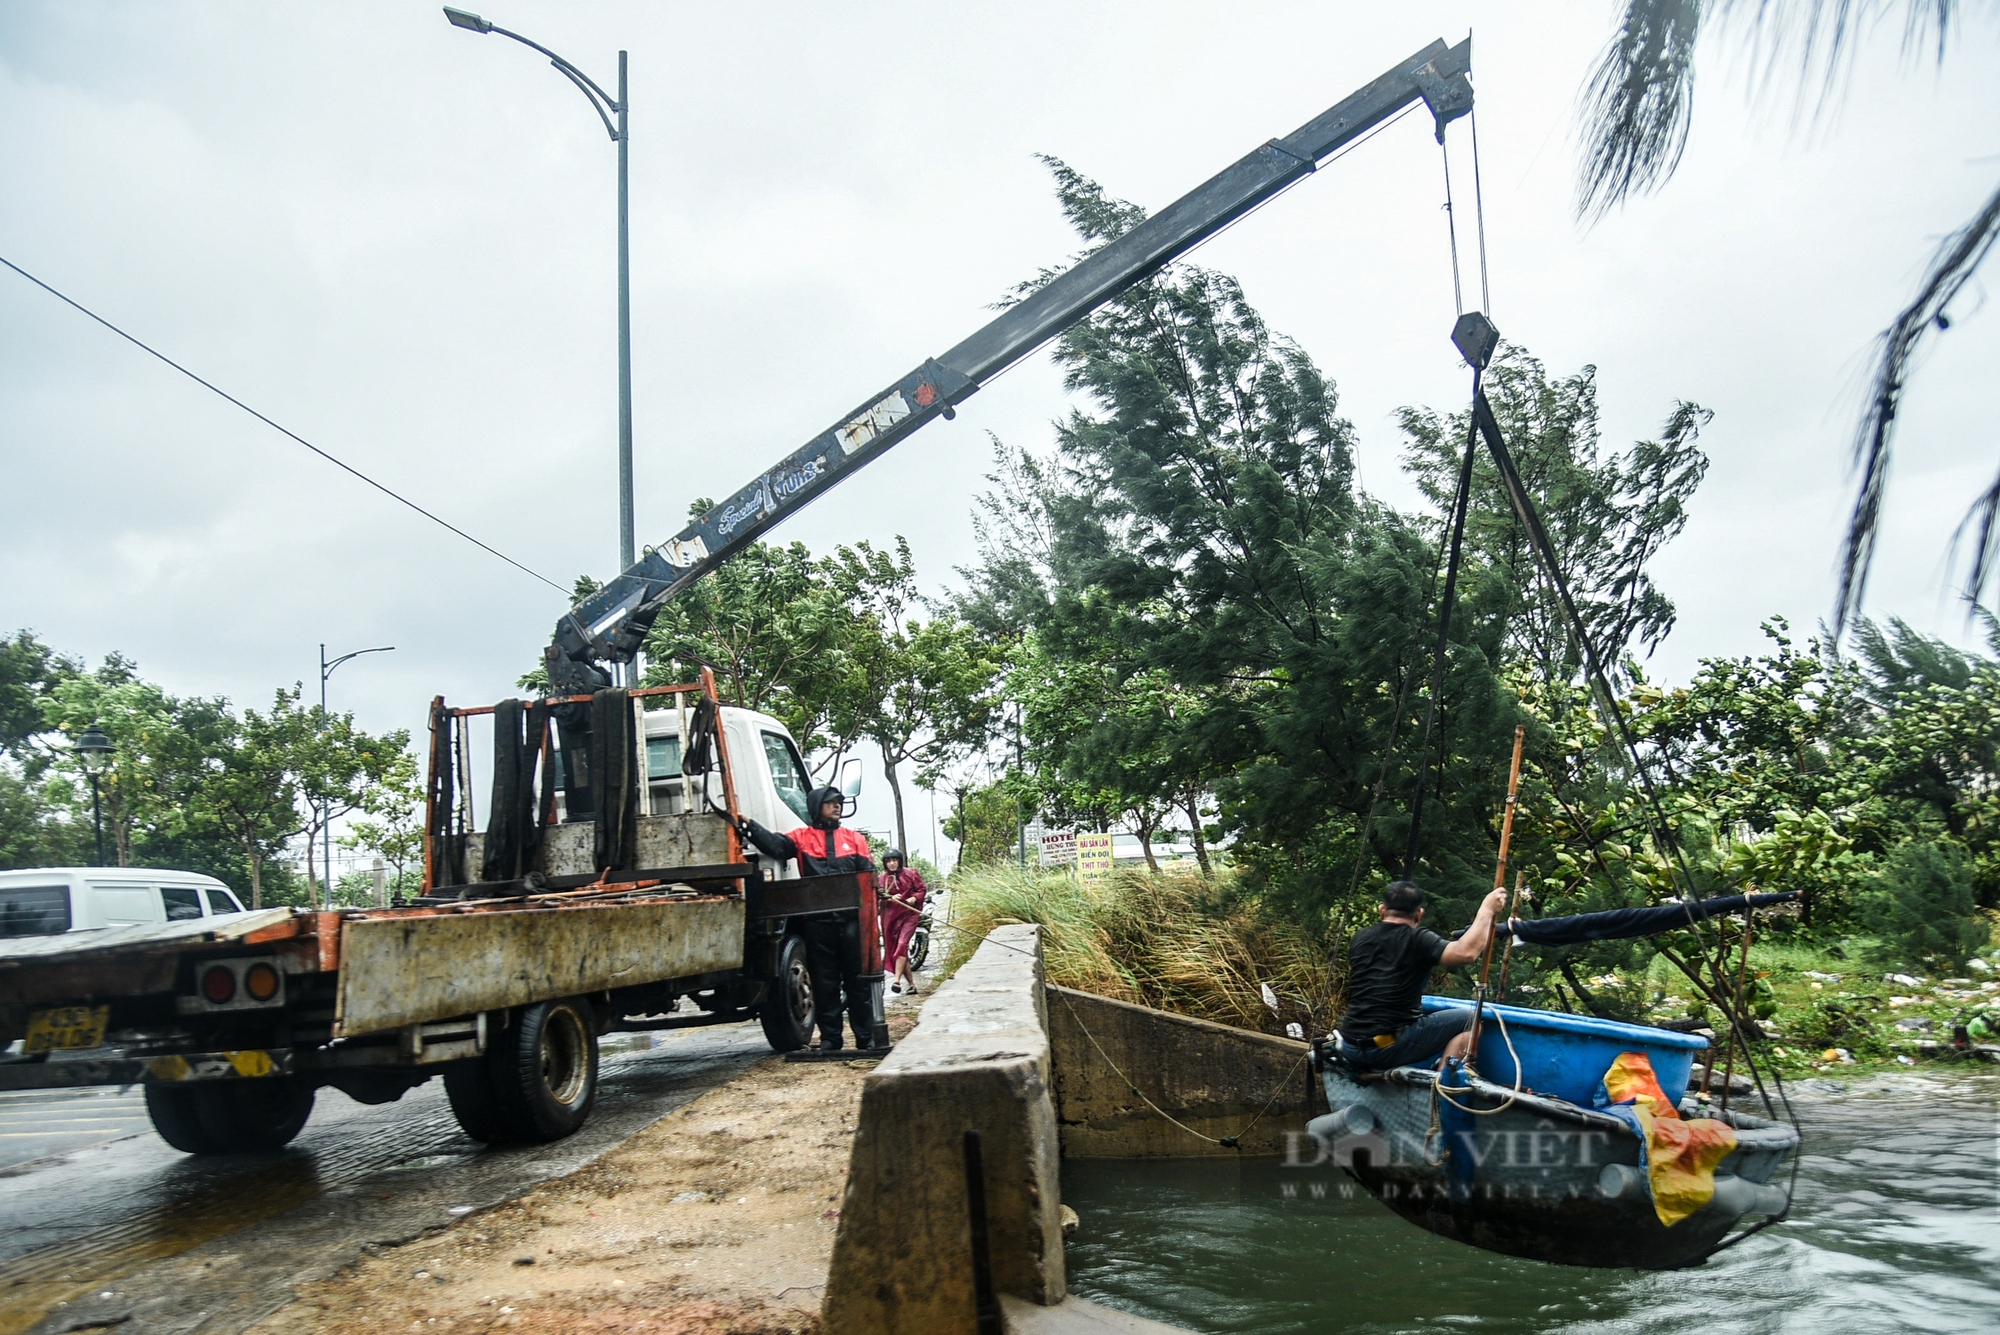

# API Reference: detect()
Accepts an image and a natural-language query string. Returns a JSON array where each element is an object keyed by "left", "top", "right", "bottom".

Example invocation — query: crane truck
[{"left": 0, "top": 37, "right": 1474, "bottom": 1154}]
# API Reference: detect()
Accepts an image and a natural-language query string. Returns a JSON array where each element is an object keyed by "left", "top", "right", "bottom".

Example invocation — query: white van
[{"left": 0, "top": 868, "right": 247, "bottom": 938}]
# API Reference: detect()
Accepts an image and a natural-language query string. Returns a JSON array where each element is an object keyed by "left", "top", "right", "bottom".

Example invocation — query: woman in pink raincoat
[{"left": 877, "top": 848, "right": 928, "bottom": 996}]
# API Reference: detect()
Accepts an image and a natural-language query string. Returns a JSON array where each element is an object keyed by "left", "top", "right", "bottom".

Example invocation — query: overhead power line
[{"left": 0, "top": 253, "right": 567, "bottom": 595}]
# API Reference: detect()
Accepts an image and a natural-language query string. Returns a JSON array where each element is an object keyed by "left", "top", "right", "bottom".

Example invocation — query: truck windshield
[
  {"left": 0, "top": 886, "right": 71, "bottom": 937},
  {"left": 761, "top": 732, "right": 811, "bottom": 823},
  {"left": 646, "top": 735, "right": 683, "bottom": 780}
]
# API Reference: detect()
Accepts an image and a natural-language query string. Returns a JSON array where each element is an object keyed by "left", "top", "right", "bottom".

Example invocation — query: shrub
[
  {"left": 1864, "top": 842, "right": 1989, "bottom": 971},
  {"left": 1785, "top": 997, "right": 1888, "bottom": 1059},
  {"left": 940, "top": 863, "right": 1335, "bottom": 1034}
]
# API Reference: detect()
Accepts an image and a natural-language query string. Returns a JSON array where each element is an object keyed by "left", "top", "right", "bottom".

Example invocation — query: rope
[
  {"left": 1470, "top": 107, "right": 1492, "bottom": 319},
  {"left": 1440, "top": 136, "right": 1465, "bottom": 318},
  {"left": 940, "top": 921, "right": 1314, "bottom": 1151},
  {"left": 1052, "top": 985, "right": 1310, "bottom": 1150},
  {"left": 1429, "top": 1006, "right": 1525, "bottom": 1116}
]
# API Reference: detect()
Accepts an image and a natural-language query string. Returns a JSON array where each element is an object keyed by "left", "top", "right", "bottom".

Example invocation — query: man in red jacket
[{"left": 740, "top": 785, "right": 877, "bottom": 1050}]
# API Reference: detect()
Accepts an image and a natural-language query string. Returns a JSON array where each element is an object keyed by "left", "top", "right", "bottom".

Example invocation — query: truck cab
[{"left": 620, "top": 704, "right": 818, "bottom": 865}]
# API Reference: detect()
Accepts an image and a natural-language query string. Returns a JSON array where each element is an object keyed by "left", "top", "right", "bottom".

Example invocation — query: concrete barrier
[
  {"left": 1046, "top": 985, "right": 1318, "bottom": 1157},
  {"left": 823, "top": 923, "right": 1065, "bottom": 1335}
]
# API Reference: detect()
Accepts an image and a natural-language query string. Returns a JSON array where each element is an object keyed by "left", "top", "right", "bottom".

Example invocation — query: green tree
[
  {"left": 0, "top": 630, "right": 77, "bottom": 764},
  {"left": 942, "top": 780, "right": 1026, "bottom": 871},
  {"left": 641, "top": 511, "right": 917, "bottom": 774},
  {"left": 293, "top": 699, "right": 413, "bottom": 910},
  {"left": 1397, "top": 344, "right": 1709, "bottom": 681},
  {"left": 342, "top": 759, "right": 425, "bottom": 902},
  {"left": 1865, "top": 840, "right": 1987, "bottom": 970},
  {"left": 979, "top": 159, "right": 1521, "bottom": 922},
  {"left": 860, "top": 614, "right": 1005, "bottom": 854},
  {"left": 194, "top": 689, "right": 309, "bottom": 909}
]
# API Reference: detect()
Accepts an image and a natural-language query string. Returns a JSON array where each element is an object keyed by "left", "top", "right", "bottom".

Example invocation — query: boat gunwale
[{"left": 1351, "top": 1066, "right": 1800, "bottom": 1152}]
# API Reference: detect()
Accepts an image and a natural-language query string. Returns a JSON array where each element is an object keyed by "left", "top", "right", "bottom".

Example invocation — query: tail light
[
  {"left": 244, "top": 961, "right": 281, "bottom": 1002},
  {"left": 201, "top": 965, "right": 237, "bottom": 1004},
  {"left": 177, "top": 957, "right": 285, "bottom": 1014}
]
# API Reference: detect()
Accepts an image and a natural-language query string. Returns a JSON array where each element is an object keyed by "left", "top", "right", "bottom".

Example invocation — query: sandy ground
[{"left": 249, "top": 1003, "right": 922, "bottom": 1335}]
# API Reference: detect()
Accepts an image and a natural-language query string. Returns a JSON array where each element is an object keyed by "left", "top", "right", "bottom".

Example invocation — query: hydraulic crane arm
[{"left": 546, "top": 36, "right": 1472, "bottom": 693}]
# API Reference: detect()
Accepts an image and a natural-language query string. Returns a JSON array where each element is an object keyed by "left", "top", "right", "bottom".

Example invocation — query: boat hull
[{"left": 1316, "top": 1065, "right": 1796, "bottom": 1270}]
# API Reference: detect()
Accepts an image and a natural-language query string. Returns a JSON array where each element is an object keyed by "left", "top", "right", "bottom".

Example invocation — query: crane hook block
[{"left": 1452, "top": 311, "right": 1499, "bottom": 371}]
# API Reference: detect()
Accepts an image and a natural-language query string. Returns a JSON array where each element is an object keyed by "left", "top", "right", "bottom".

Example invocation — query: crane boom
[{"left": 546, "top": 36, "right": 1472, "bottom": 692}]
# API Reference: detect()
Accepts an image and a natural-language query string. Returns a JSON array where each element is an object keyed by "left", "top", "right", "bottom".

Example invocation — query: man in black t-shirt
[{"left": 1336, "top": 880, "right": 1507, "bottom": 1071}]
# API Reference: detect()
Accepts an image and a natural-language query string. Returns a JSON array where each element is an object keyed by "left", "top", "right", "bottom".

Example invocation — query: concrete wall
[
  {"left": 1046, "top": 985, "right": 1319, "bottom": 1158},
  {"left": 823, "top": 923, "right": 1065, "bottom": 1335}
]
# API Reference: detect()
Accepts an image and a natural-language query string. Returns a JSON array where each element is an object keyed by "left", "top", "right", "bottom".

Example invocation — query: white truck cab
[
  {"left": 636, "top": 705, "right": 824, "bottom": 876},
  {"left": 538, "top": 703, "right": 841, "bottom": 882},
  {"left": 0, "top": 867, "right": 246, "bottom": 938}
]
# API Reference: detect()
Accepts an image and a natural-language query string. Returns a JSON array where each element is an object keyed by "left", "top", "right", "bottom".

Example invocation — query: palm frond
[
  {"left": 1722, "top": 0, "right": 1964, "bottom": 104},
  {"left": 1577, "top": 1, "right": 1967, "bottom": 219},
  {"left": 1577, "top": 0, "right": 1708, "bottom": 220},
  {"left": 1836, "top": 176, "right": 2000, "bottom": 637},
  {"left": 1952, "top": 468, "right": 2000, "bottom": 622}
]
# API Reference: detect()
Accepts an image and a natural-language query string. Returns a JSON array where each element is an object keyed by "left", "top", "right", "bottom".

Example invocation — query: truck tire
[
  {"left": 145, "top": 1079, "right": 314, "bottom": 1154},
  {"left": 444, "top": 1060, "right": 509, "bottom": 1143},
  {"left": 193, "top": 1078, "right": 315, "bottom": 1151},
  {"left": 760, "top": 934, "right": 815, "bottom": 1052},
  {"left": 485, "top": 999, "right": 598, "bottom": 1143},
  {"left": 144, "top": 1084, "right": 229, "bottom": 1154}
]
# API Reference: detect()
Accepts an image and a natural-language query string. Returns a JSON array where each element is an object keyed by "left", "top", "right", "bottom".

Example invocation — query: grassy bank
[{"left": 938, "top": 864, "right": 1337, "bottom": 1036}]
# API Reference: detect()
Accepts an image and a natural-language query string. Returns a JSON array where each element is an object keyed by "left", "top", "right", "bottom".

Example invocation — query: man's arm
[
  {"left": 1439, "top": 888, "right": 1510, "bottom": 967},
  {"left": 738, "top": 817, "right": 798, "bottom": 864}
]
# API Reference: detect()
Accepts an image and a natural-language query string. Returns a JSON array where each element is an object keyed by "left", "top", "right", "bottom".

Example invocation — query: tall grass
[{"left": 939, "top": 863, "right": 1340, "bottom": 1035}]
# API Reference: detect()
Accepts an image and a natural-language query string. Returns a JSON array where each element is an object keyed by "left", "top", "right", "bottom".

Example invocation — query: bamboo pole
[
  {"left": 1495, "top": 870, "right": 1526, "bottom": 1000},
  {"left": 1468, "top": 725, "right": 1527, "bottom": 1063}
]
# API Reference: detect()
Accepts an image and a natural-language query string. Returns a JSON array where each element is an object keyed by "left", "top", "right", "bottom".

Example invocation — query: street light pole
[
  {"left": 445, "top": 8, "right": 635, "bottom": 602},
  {"left": 76, "top": 724, "right": 113, "bottom": 868},
  {"left": 617, "top": 48, "right": 633, "bottom": 578},
  {"left": 319, "top": 643, "right": 395, "bottom": 905}
]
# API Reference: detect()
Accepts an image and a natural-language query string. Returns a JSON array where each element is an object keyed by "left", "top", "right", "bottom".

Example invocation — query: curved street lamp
[
  {"left": 444, "top": 7, "right": 635, "bottom": 582},
  {"left": 75, "top": 724, "right": 113, "bottom": 867},
  {"left": 319, "top": 644, "right": 395, "bottom": 901}
]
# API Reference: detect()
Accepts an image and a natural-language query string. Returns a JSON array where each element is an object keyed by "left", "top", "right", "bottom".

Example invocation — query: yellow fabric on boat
[{"left": 1603, "top": 1050, "right": 1739, "bottom": 1227}]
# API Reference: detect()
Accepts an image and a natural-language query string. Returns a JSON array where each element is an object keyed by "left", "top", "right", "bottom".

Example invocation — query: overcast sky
[{"left": 3, "top": 2, "right": 1996, "bottom": 864}]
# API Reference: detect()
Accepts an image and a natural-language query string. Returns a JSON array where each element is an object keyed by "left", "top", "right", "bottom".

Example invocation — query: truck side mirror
[{"left": 838, "top": 756, "right": 864, "bottom": 809}]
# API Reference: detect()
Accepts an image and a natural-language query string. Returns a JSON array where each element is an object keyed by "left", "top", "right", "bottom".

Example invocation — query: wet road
[
  {"left": 0, "top": 1085, "right": 150, "bottom": 1172},
  {"left": 0, "top": 1021, "right": 774, "bottom": 1335}
]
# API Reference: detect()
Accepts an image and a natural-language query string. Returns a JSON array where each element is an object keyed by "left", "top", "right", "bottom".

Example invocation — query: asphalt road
[{"left": 0, "top": 1022, "right": 775, "bottom": 1335}]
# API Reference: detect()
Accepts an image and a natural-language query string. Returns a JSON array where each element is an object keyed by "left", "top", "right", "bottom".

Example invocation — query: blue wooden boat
[{"left": 1309, "top": 997, "right": 1798, "bottom": 1270}]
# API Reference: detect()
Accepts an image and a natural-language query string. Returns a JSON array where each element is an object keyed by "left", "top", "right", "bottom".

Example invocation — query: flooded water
[{"left": 1062, "top": 1074, "right": 1999, "bottom": 1334}]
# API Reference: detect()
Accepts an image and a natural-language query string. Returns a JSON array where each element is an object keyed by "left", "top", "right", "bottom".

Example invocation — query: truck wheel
[
  {"left": 760, "top": 934, "right": 815, "bottom": 1052},
  {"left": 144, "top": 1084, "right": 229, "bottom": 1154},
  {"left": 145, "top": 1079, "right": 313, "bottom": 1154},
  {"left": 193, "top": 1078, "right": 315, "bottom": 1151},
  {"left": 486, "top": 999, "right": 598, "bottom": 1143},
  {"left": 444, "top": 1060, "right": 508, "bottom": 1143}
]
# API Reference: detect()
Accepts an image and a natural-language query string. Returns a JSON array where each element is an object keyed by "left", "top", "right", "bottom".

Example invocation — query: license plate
[{"left": 24, "top": 1004, "right": 110, "bottom": 1054}]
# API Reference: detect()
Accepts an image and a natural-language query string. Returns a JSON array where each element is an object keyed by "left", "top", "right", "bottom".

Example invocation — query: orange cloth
[{"left": 1601, "top": 1051, "right": 1739, "bottom": 1227}]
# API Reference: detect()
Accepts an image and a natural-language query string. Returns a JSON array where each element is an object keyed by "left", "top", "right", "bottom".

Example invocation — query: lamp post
[
  {"left": 319, "top": 644, "right": 395, "bottom": 904},
  {"left": 75, "top": 724, "right": 113, "bottom": 868},
  {"left": 444, "top": 7, "right": 634, "bottom": 585}
]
